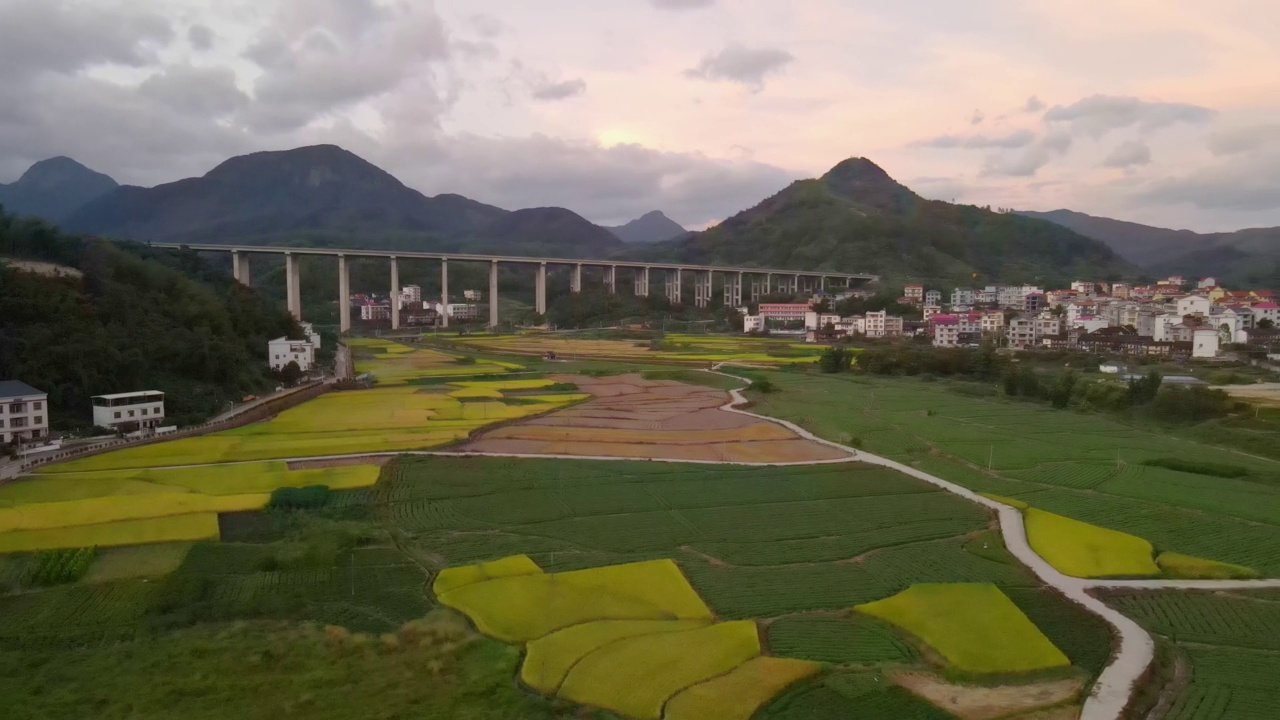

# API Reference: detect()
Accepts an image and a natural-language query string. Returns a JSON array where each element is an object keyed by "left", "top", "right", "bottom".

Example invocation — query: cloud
[
  {"left": 970, "top": 110, "right": 985, "bottom": 125},
  {"left": 1044, "top": 94, "right": 1215, "bottom": 138},
  {"left": 650, "top": 0, "right": 716, "bottom": 9},
  {"left": 1023, "top": 96, "right": 1046, "bottom": 113},
  {"left": 241, "top": 0, "right": 451, "bottom": 133},
  {"left": 1207, "top": 124, "right": 1280, "bottom": 155},
  {"left": 187, "top": 24, "right": 214, "bottom": 51},
  {"left": 684, "top": 44, "right": 794, "bottom": 90},
  {"left": 1133, "top": 152, "right": 1280, "bottom": 211},
  {"left": 138, "top": 65, "right": 250, "bottom": 118},
  {"left": 913, "top": 129, "right": 1036, "bottom": 150},
  {"left": 980, "top": 131, "right": 1072, "bottom": 177},
  {"left": 1102, "top": 140, "right": 1152, "bottom": 169},
  {"left": 0, "top": 0, "right": 173, "bottom": 80},
  {"left": 531, "top": 78, "right": 586, "bottom": 101}
]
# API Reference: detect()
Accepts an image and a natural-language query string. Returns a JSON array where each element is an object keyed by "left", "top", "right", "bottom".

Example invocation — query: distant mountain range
[
  {"left": 623, "top": 158, "right": 1136, "bottom": 287},
  {"left": 1018, "top": 209, "right": 1280, "bottom": 286},
  {"left": 605, "top": 211, "right": 688, "bottom": 244},
  {"left": 4, "top": 145, "right": 1145, "bottom": 285},
  {"left": 0, "top": 157, "right": 118, "bottom": 223}
]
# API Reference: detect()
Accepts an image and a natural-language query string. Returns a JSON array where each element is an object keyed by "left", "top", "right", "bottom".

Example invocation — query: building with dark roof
[{"left": 0, "top": 381, "right": 49, "bottom": 445}]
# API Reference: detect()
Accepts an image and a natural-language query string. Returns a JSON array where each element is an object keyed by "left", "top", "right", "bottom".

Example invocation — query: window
[
  {"left": 8, "top": 403, "right": 25, "bottom": 414},
  {"left": 34, "top": 416, "right": 41, "bottom": 425},
  {"left": 128, "top": 410, "right": 135, "bottom": 417},
  {"left": 114, "top": 411, "right": 121, "bottom": 419},
  {"left": 141, "top": 409, "right": 147, "bottom": 415},
  {"left": 33, "top": 401, "right": 42, "bottom": 410},
  {"left": 0, "top": 419, "right": 4, "bottom": 428},
  {"left": 11, "top": 417, "right": 27, "bottom": 428}
]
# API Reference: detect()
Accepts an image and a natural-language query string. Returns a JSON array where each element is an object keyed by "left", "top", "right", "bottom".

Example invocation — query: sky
[{"left": 1, "top": 0, "right": 1278, "bottom": 232}]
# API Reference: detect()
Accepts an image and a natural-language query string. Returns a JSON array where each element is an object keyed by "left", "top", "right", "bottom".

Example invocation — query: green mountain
[
  {"left": 0, "top": 209, "right": 299, "bottom": 428},
  {"left": 626, "top": 158, "right": 1137, "bottom": 287},
  {"left": 0, "top": 157, "right": 118, "bottom": 223},
  {"left": 1018, "top": 209, "right": 1280, "bottom": 287},
  {"left": 62, "top": 145, "right": 623, "bottom": 258}
]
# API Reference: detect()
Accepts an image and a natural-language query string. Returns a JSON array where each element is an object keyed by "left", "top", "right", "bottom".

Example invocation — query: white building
[
  {"left": 1176, "top": 295, "right": 1212, "bottom": 318},
  {"left": 463, "top": 289, "right": 483, "bottom": 301},
  {"left": 447, "top": 303, "right": 482, "bottom": 321},
  {"left": 804, "top": 311, "right": 842, "bottom": 331},
  {"left": 360, "top": 303, "right": 391, "bottom": 321},
  {"left": 743, "top": 315, "right": 765, "bottom": 333},
  {"left": 1197, "top": 277, "right": 1217, "bottom": 289},
  {"left": 980, "top": 312, "right": 1005, "bottom": 334},
  {"left": 1253, "top": 302, "right": 1279, "bottom": 325},
  {"left": 1073, "top": 315, "right": 1110, "bottom": 333},
  {"left": 865, "top": 311, "right": 904, "bottom": 338},
  {"left": 1007, "top": 318, "right": 1036, "bottom": 349},
  {"left": 399, "top": 284, "right": 422, "bottom": 308},
  {"left": 836, "top": 316, "right": 866, "bottom": 335},
  {"left": 92, "top": 391, "right": 165, "bottom": 432},
  {"left": 924, "top": 290, "right": 942, "bottom": 306},
  {"left": 951, "top": 288, "right": 975, "bottom": 307},
  {"left": 299, "top": 321, "right": 321, "bottom": 350},
  {"left": 0, "top": 381, "right": 48, "bottom": 445},
  {"left": 1192, "top": 328, "right": 1220, "bottom": 359},
  {"left": 268, "top": 336, "right": 316, "bottom": 372}
]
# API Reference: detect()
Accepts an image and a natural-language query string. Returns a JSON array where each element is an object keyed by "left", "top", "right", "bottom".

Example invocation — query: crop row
[
  {"left": 1106, "top": 591, "right": 1280, "bottom": 651},
  {"left": 1167, "top": 646, "right": 1280, "bottom": 720},
  {"left": 766, "top": 613, "right": 918, "bottom": 665}
]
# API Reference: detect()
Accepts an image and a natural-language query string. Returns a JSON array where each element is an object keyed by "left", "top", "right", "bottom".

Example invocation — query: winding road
[{"left": 35, "top": 366, "right": 1280, "bottom": 719}]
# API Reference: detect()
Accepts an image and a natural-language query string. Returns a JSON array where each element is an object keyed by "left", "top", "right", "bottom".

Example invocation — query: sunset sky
[{"left": 3, "top": 0, "right": 1278, "bottom": 231}]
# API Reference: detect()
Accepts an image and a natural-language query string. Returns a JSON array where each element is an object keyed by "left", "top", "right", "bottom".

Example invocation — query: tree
[
  {"left": 1051, "top": 370, "right": 1077, "bottom": 409},
  {"left": 1259, "top": 318, "right": 1276, "bottom": 329},
  {"left": 1127, "top": 370, "right": 1163, "bottom": 405},
  {"left": 273, "top": 361, "right": 303, "bottom": 387},
  {"left": 818, "top": 346, "right": 854, "bottom": 373}
]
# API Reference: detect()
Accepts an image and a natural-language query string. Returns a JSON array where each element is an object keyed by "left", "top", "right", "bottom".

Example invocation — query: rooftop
[
  {"left": 0, "top": 380, "right": 45, "bottom": 398},
  {"left": 91, "top": 391, "right": 164, "bottom": 400}
]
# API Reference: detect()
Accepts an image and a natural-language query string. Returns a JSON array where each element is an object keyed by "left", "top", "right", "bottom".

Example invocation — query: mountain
[
  {"left": 605, "top": 211, "right": 688, "bottom": 244},
  {"left": 62, "top": 145, "right": 619, "bottom": 258},
  {"left": 1018, "top": 209, "right": 1280, "bottom": 286},
  {"left": 0, "top": 157, "right": 118, "bottom": 222},
  {"left": 624, "top": 158, "right": 1136, "bottom": 287}
]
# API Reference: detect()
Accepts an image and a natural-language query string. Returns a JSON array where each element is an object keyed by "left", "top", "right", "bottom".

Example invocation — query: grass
[
  {"left": 856, "top": 583, "right": 1070, "bottom": 674},
  {"left": 1156, "top": 552, "right": 1261, "bottom": 580},
  {"left": 349, "top": 338, "right": 522, "bottom": 383},
  {"left": 448, "top": 333, "right": 822, "bottom": 365},
  {"left": 1023, "top": 508, "right": 1161, "bottom": 578},
  {"left": 557, "top": 620, "right": 761, "bottom": 720},
  {"left": 521, "top": 618, "right": 710, "bottom": 692},
  {"left": 0, "top": 514, "right": 221, "bottom": 553},
  {"left": 664, "top": 655, "right": 820, "bottom": 720},
  {"left": 82, "top": 542, "right": 193, "bottom": 583},
  {"left": 432, "top": 553, "right": 543, "bottom": 595},
  {"left": 436, "top": 559, "right": 712, "bottom": 642}
]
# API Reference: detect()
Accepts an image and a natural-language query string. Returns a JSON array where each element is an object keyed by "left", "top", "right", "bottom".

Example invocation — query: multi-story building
[
  {"left": 865, "top": 311, "right": 904, "bottom": 338},
  {"left": 268, "top": 336, "right": 316, "bottom": 372},
  {"left": 0, "top": 381, "right": 48, "bottom": 445},
  {"left": 1046, "top": 289, "right": 1076, "bottom": 308},
  {"left": 300, "top": 322, "right": 321, "bottom": 350},
  {"left": 1035, "top": 315, "right": 1064, "bottom": 338},
  {"left": 743, "top": 315, "right": 766, "bottom": 333},
  {"left": 92, "top": 391, "right": 166, "bottom": 432},
  {"left": 924, "top": 290, "right": 942, "bottom": 306},
  {"left": 1024, "top": 292, "right": 1045, "bottom": 314},
  {"left": 1070, "top": 281, "right": 1097, "bottom": 295},
  {"left": 1111, "top": 283, "right": 1131, "bottom": 299},
  {"left": 463, "top": 289, "right": 483, "bottom": 301},
  {"left": 836, "top": 316, "right": 866, "bottom": 335},
  {"left": 399, "top": 285, "right": 422, "bottom": 308},
  {"left": 758, "top": 303, "right": 810, "bottom": 323},
  {"left": 447, "top": 303, "right": 482, "bottom": 321},
  {"left": 360, "top": 303, "right": 391, "bottom": 321},
  {"left": 975, "top": 288, "right": 998, "bottom": 305},
  {"left": 1176, "top": 295, "right": 1213, "bottom": 318},
  {"left": 804, "top": 312, "right": 842, "bottom": 331},
  {"left": 1253, "top": 302, "right": 1279, "bottom": 325},
  {"left": 932, "top": 316, "right": 960, "bottom": 347},
  {"left": 1007, "top": 318, "right": 1036, "bottom": 349},
  {"left": 922, "top": 305, "right": 942, "bottom": 320},
  {"left": 904, "top": 284, "right": 924, "bottom": 303},
  {"left": 951, "top": 288, "right": 975, "bottom": 307}
]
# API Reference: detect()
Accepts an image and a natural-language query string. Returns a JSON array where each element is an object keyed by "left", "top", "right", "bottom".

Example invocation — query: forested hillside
[
  {"left": 626, "top": 158, "right": 1137, "bottom": 287},
  {"left": 0, "top": 208, "right": 298, "bottom": 429}
]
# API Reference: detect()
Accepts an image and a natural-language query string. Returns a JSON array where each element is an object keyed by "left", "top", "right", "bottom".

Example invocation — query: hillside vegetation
[
  {"left": 627, "top": 158, "right": 1137, "bottom": 287},
  {"left": 0, "top": 209, "right": 297, "bottom": 428}
]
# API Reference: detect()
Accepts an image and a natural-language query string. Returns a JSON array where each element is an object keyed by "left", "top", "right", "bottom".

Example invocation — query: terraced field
[
  {"left": 746, "top": 372, "right": 1280, "bottom": 578},
  {"left": 449, "top": 332, "right": 823, "bottom": 365},
  {"left": 348, "top": 337, "right": 523, "bottom": 382},
  {"left": 0, "top": 456, "right": 1114, "bottom": 718}
]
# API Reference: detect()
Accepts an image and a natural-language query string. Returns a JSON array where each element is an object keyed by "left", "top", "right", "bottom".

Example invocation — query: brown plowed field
[{"left": 459, "top": 373, "right": 851, "bottom": 463}]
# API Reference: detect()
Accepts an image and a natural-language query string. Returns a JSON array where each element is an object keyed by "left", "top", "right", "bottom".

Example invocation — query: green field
[
  {"left": 0, "top": 456, "right": 1113, "bottom": 717},
  {"left": 1105, "top": 590, "right": 1280, "bottom": 719},
  {"left": 743, "top": 371, "right": 1280, "bottom": 577}
]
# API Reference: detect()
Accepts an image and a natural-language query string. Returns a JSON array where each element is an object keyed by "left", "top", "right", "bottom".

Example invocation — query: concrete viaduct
[{"left": 153, "top": 243, "right": 879, "bottom": 331}]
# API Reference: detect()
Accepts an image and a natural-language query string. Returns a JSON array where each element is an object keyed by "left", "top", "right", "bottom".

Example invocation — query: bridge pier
[
  {"left": 390, "top": 257, "right": 400, "bottom": 330},
  {"left": 666, "top": 268, "right": 682, "bottom": 304},
  {"left": 440, "top": 259, "right": 449, "bottom": 328},
  {"left": 286, "top": 252, "right": 301, "bottom": 321},
  {"left": 232, "top": 251, "right": 250, "bottom": 285},
  {"left": 489, "top": 260, "right": 499, "bottom": 328},
  {"left": 750, "top": 275, "right": 763, "bottom": 302},
  {"left": 535, "top": 262, "right": 547, "bottom": 316},
  {"left": 724, "top": 271, "right": 743, "bottom": 306},
  {"left": 634, "top": 267, "right": 649, "bottom": 297},
  {"left": 694, "top": 270, "right": 712, "bottom": 308},
  {"left": 571, "top": 263, "right": 582, "bottom": 293},
  {"left": 338, "top": 254, "right": 350, "bottom": 333},
  {"left": 605, "top": 265, "right": 616, "bottom": 294}
]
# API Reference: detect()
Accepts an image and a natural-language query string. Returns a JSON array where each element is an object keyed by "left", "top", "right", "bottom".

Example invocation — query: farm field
[
  {"left": 0, "top": 455, "right": 1114, "bottom": 718},
  {"left": 1103, "top": 589, "right": 1280, "bottom": 719},
  {"left": 448, "top": 332, "right": 824, "bottom": 365},
  {"left": 743, "top": 371, "right": 1280, "bottom": 578},
  {"left": 347, "top": 336, "right": 523, "bottom": 382},
  {"left": 36, "top": 380, "right": 585, "bottom": 472},
  {"left": 461, "top": 373, "right": 850, "bottom": 463}
]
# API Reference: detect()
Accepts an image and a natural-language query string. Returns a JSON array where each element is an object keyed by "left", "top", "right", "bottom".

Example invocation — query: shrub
[
  {"left": 817, "top": 346, "right": 854, "bottom": 373},
  {"left": 23, "top": 547, "right": 97, "bottom": 587},
  {"left": 751, "top": 378, "right": 776, "bottom": 394},
  {"left": 268, "top": 484, "right": 332, "bottom": 511},
  {"left": 1142, "top": 458, "right": 1249, "bottom": 478}
]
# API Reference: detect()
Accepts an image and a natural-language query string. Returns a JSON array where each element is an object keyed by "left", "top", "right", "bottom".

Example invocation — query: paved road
[{"left": 38, "top": 364, "right": 1280, "bottom": 718}]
